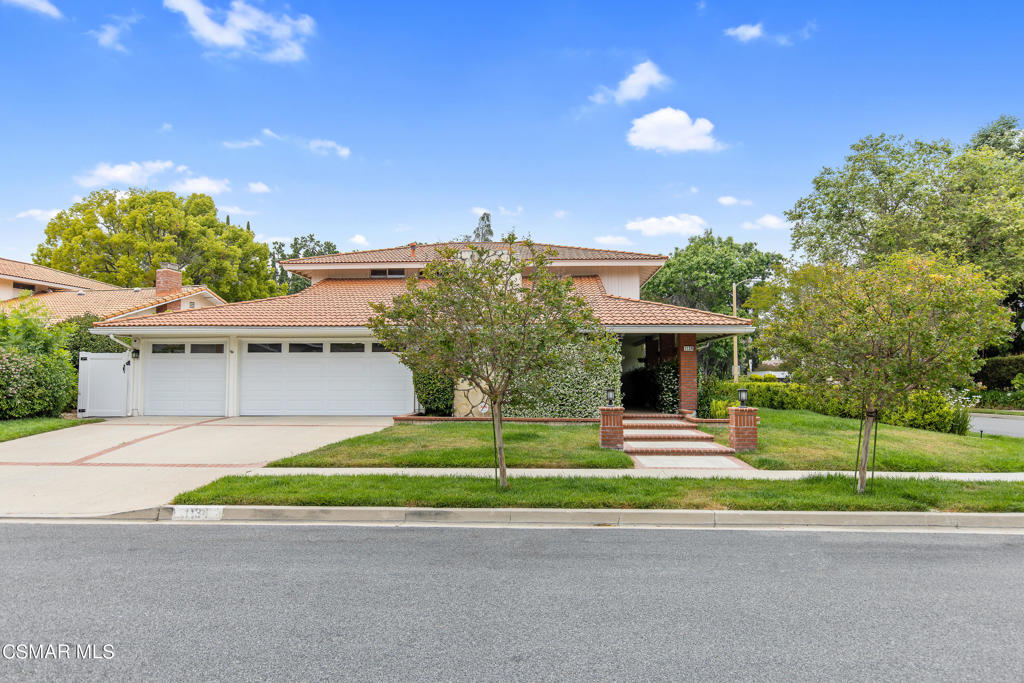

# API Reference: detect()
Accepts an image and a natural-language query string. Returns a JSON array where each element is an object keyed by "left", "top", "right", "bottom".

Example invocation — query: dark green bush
[
  {"left": 974, "top": 355, "right": 1024, "bottom": 389},
  {"left": 652, "top": 360, "right": 679, "bottom": 414},
  {"left": 59, "top": 314, "right": 125, "bottom": 370},
  {"left": 0, "top": 349, "right": 77, "bottom": 419},
  {"left": 413, "top": 370, "right": 454, "bottom": 416},
  {"left": 696, "top": 372, "right": 720, "bottom": 418},
  {"left": 975, "top": 389, "right": 1024, "bottom": 410},
  {"left": 507, "top": 336, "right": 622, "bottom": 418}
]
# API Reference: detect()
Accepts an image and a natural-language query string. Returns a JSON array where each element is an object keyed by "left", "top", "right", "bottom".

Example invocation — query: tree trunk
[
  {"left": 857, "top": 409, "right": 875, "bottom": 494},
  {"left": 491, "top": 401, "right": 508, "bottom": 489}
]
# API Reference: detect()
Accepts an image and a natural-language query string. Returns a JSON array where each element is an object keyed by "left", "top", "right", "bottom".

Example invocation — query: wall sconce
[{"left": 131, "top": 348, "right": 140, "bottom": 359}]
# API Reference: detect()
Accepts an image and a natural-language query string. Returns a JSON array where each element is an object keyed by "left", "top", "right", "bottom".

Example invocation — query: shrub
[
  {"left": 651, "top": 360, "right": 679, "bottom": 414},
  {"left": 59, "top": 314, "right": 125, "bottom": 370},
  {"left": 413, "top": 370, "right": 454, "bottom": 416},
  {"left": 974, "top": 355, "right": 1024, "bottom": 389},
  {"left": 0, "top": 349, "right": 77, "bottom": 419},
  {"left": 1013, "top": 373, "right": 1024, "bottom": 392},
  {"left": 975, "top": 388, "right": 1024, "bottom": 410},
  {"left": 710, "top": 399, "right": 739, "bottom": 419},
  {"left": 0, "top": 298, "right": 67, "bottom": 354},
  {"left": 506, "top": 336, "right": 621, "bottom": 418},
  {"left": 696, "top": 372, "right": 720, "bottom": 418}
]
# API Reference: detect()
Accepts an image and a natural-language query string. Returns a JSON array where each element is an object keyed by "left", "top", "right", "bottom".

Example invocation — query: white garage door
[
  {"left": 240, "top": 340, "right": 414, "bottom": 416},
  {"left": 144, "top": 342, "right": 227, "bottom": 416}
]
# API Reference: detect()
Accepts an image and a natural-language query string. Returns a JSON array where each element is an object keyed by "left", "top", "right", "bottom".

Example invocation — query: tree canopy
[
  {"left": 970, "top": 114, "right": 1024, "bottom": 160},
  {"left": 456, "top": 211, "right": 494, "bottom": 242},
  {"left": 271, "top": 234, "right": 339, "bottom": 294},
  {"left": 33, "top": 189, "right": 282, "bottom": 302},
  {"left": 758, "top": 252, "right": 1011, "bottom": 492},
  {"left": 368, "top": 236, "right": 614, "bottom": 488}
]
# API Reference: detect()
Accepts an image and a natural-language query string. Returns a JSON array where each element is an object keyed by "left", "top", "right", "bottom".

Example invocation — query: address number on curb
[{"left": 172, "top": 505, "right": 224, "bottom": 521}]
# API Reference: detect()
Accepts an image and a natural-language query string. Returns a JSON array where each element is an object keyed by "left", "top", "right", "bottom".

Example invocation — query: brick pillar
[
  {"left": 677, "top": 333, "right": 697, "bottom": 412},
  {"left": 599, "top": 406, "right": 624, "bottom": 450},
  {"left": 728, "top": 406, "right": 758, "bottom": 451}
]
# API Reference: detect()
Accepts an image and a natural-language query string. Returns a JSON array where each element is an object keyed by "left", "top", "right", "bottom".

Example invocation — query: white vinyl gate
[{"left": 77, "top": 352, "right": 131, "bottom": 417}]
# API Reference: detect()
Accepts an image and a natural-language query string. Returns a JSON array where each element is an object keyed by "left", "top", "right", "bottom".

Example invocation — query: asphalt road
[
  {"left": 970, "top": 413, "right": 1024, "bottom": 438},
  {"left": 2, "top": 524, "right": 1023, "bottom": 682}
]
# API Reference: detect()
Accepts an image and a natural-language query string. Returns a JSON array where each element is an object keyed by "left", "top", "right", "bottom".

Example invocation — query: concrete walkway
[{"left": 250, "top": 467, "right": 1024, "bottom": 482}]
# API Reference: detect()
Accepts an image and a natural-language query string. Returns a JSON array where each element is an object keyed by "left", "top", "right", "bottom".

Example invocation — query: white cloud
[
  {"left": 553, "top": 210, "right": 569, "bottom": 219},
  {"left": 89, "top": 14, "right": 140, "bottom": 52},
  {"left": 717, "top": 195, "right": 752, "bottom": 206},
  {"left": 247, "top": 181, "right": 270, "bottom": 193},
  {"left": 498, "top": 205, "right": 523, "bottom": 217},
  {"left": 13, "top": 208, "right": 59, "bottom": 222},
  {"left": 222, "top": 137, "right": 263, "bottom": 149},
  {"left": 470, "top": 207, "right": 488, "bottom": 217},
  {"left": 261, "top": 127, "right": 283, "bottom": 139},
  {"left": 690, "top": 186, "right": 699, "bottom": 194},
  {"left": 171, "top": 176, "right": 230, "bottom": 195},
  {"left": 219, "top": 205, "right": 256, "bottom": 215},
  {"left": 159, "top": 122, "right": 174, "bottom": 133},
  {"left": 741, "top": 213, "right": 788, "bottom": 230},
  {"left": 349, "top": 234, "right": 369, "bottom": 247},
  {"left": 627, "top": 107, "right": 720, "bottom": 153},
  {"left": 590, "top": 60, "right": 670, "bottom": 105},
  {"left": 175, "top": 164, "right": 189, "bottom": 173},
  {"left": 594, "top": 235, "right": 634, "bottom": 246},
  {"left": 307, "top": 139, "right": 350, "bottom": 157},
  {"left": 625, "top": 213, "right": 706, "bottom": 237},
  {"left": 74, "top": 160, "right": 175, "bottom": 187},
  {"left": 163, "top": 0, "right": 316, "bottom": 63},
  {"left": 2, "top": 0, "right": 60, "bottom": 18},
  {"left": 724, "top": 23, "right": 763, "bottom": 42}
]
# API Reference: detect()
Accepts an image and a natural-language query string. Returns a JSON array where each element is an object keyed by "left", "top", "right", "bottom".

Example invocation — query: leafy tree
[
  {"left": 271, "top": 234, "right": 339, "bottom": 294},
  {"left": 758, "top": 253, "right": 1011, "bottom": 493},
  {"left": 970, "top": 114, "right": 1024, "bottom": 159},
  {"left": 642, "top": 229, "right": 783, "bottom": 376},
  {"left": 33, "top": 189, "right": 281, "bottom": 302},
  {"left": 369, "top": 235, "right": 613, "bottom": 488},
  {"left": 0, "top": 296, "right": 67, "bottom": 354},
  {"left": 59, "top": 314, "right": 125, "bottom": 369},
  {"left": 456, "top": 211, "right": 494, "bottom": 242}
]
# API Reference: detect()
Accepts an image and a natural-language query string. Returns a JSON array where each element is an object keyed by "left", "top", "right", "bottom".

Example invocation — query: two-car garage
[{"left": 140, "top": 338, "right": 415, "bottom": 416}]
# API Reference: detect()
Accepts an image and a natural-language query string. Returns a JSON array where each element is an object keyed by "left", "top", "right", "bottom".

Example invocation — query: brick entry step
[{"left": 621, "top": 413, "right": 736, "bottom": 456}]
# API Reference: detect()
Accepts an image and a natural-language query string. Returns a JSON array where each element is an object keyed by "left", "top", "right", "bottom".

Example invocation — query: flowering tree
[
  {"left": 759, "top": 252, "right": 1011, "bottom": 493},
  {"left": 368, "top": 235, "right": 614, "bottom": 488}
]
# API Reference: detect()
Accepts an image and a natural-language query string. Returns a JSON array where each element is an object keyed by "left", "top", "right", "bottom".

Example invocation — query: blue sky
[{"left": 1, "top": 0, "right": 1022, "bottom": 263}]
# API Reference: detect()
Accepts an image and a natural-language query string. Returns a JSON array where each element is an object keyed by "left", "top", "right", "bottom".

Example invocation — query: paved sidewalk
[{"left": 249, "top": 467, "right": 1024, "bottom": 481}]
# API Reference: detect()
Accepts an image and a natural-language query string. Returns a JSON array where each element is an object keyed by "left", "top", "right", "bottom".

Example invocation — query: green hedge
[
  {"left": 974, "top": 355, "right": 1024, "bottom": 389},
  {"left": 710, "top": 381, "right": 973, "bottom": 435},
  {"left": 0, "top": 349, "right": 77, "bottom": 419},
  {"left": 975, "top": 389, "right": 1024, "bottom": 410},
  {"left": 413, "top": 370, "right": 454, "bottom": 416},
  {"left": 506, "top": 337, "right": 621, "bottom": 418}
]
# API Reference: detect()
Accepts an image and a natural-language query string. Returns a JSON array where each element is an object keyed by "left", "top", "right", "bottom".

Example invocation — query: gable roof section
[
  {"left": 93, "top": 276, "right": 750, "bottom": 329},
  {"left": 0, "top": 257, "right": 120, "bottom": 291},
  {"left": 2, "top": 286, "right": 223, "bottom": 323},
  {"left": 281, "top": 242, "right": 666, "bottom": 265}
]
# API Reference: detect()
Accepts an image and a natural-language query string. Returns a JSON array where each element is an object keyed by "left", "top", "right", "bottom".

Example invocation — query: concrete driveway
[
  {"left": 970, "top": 413, "right": 1024, "bottom": 438},
  {"left": 0, "top": 416, "right": 392, "bottom": 517}
]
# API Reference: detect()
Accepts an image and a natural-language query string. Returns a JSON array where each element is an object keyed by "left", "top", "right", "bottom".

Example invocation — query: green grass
[
  {"left": 699, "top": 408, "right": 1024, "bottom": 472},
  {"left": 270, "top": 422, "right": 633, "bottom": 469},
  {"left": 0, "top": 417, "right": 102, "bottom": 443},
  {"left": 972, "top": 408, "right": 1024, "bottom": 416},
  {"left": 174, "top": 473, "right": 1024, "bottom": 512}
]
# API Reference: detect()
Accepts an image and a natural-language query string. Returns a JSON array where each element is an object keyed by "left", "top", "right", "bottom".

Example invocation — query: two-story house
[
  {"left": 1, "top": 258, "right": 224, "bottom": 324},
  {"left": 92, "top": 242, "right": 753, "bottom": 417}
]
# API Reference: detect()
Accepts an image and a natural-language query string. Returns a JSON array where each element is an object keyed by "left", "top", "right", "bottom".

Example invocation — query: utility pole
[{"left": 732, "top": 282, "right": 739, "bottom": 383}]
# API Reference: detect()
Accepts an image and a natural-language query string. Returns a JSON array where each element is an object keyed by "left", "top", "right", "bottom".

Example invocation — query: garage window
[
  {"left": 152, "top": 343, "right": 185, "bottom": 354},
  {"left": 247, "top": 343, "right": 282, "bottom": 353},
  {"left": 371, "top": 343, "right": 389, "bottom": 352},
  {"left": 289, "top": 342, "right": 323, "bottom": 353},
  {"left": 330, "top": 342, "right": 365, "bottom": 353},
  {"left": 191, "top": 343, "right": 224, "bottom": 354}
]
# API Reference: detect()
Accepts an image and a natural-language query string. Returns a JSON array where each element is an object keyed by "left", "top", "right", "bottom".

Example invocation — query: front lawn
[
  {"left": 270, "top": 422, "right": 633, "bottom": 469},
  {"left": 0, "top": 417, "right": 102, "bottom": 444},
  {"left": 700, "top": 408, "right": 1024, "bottom": 472},
  {"left": 175, "top": 473, "right": 1024, "bottom": 512}
]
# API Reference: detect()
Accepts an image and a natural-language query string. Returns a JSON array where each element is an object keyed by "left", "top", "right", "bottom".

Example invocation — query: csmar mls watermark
[{"left": 2, "top": 643, "right": 114, "bottom": 661}]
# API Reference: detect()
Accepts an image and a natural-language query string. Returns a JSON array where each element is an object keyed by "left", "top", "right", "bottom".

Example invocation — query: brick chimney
[{"left": 155, "top": 264, "right": 183, "bottom": 311}]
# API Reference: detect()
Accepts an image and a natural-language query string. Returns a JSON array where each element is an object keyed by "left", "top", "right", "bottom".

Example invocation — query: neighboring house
[
  {"left": 92, "top": 242, "right": 754, "bottom": 417},
  {"left": 0, "top": 259, "right": 225, "bottom": 324}
]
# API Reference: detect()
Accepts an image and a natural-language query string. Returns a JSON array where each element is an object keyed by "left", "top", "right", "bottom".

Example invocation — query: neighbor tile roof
[
  {"left": 95, "top": 276, "right": 750, "bottom": 329},
  {"left": 2, "top": 286, "right": 221, "bottom": 323},
  {"left": 281, "top": 242, "right": 666, "bottom": 265},
  {"left": 0, "top": 257, "right": 120, "bottom": 291}
]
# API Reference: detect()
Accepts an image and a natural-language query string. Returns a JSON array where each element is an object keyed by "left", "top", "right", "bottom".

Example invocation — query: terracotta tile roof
[
  {"left": 281, "top": 242, "right": 666, "bottom": 265},
  {"left": 95, "top": 276, "right": 750, "bottom": 329},
  {"left": 0, "top": 257, "right": 120, "bottom": 291},
  {"left": 2, "top": 286, "right": 221, "bottom": 323}
]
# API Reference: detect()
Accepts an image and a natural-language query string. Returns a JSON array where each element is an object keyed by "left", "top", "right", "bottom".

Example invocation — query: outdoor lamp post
[
  {"left": 606, "top": 388, "right": 615, "bottom": 406},
  {"left": 738, "top": 387, "right": 748, "bottom": 407}
]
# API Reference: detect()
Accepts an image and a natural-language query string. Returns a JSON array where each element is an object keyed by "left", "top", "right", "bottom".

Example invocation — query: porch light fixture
[
  {"left": 738, "top": 388, "right": 748, "bottom": 407},
  {"left": 131, "top": 349, "right": 140, "bottom": 360},
  {"left": 605, "top": 388, "right": 615, "bottom": 406}
]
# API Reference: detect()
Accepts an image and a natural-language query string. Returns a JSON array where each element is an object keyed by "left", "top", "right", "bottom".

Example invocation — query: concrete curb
[{"left": 155, "top": 505, "right": 1024, "bottom": 529}]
